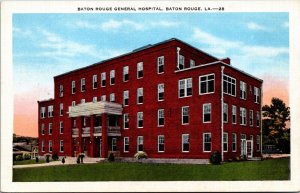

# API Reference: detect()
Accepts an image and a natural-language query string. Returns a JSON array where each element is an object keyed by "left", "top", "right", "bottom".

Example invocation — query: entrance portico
[{"left": 68, "top": 101, "right": 123, "bottom": 158}]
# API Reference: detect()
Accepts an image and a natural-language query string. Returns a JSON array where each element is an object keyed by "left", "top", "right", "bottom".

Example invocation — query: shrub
[
  {"left": 35, "top": 156, "right": 39, "bottom": 163},
  {"left": 62, "top": 157, "right": 65, "bottom": 164},
  {"left": 76, "top": 157, "right": 80, "bottom": 164},
  {"left": 52, "top": 153, "right": 59, "bottom": 161},
  {"left": 134, "top": 151, "right": 148, "bottom": 159},
  {"left": 24, "top": 153, "right": 31, "bottom": 160},
  {"left": 210, "top": 151, "right": 222, "bottom": 165},
  {"left": 107, "top": 152, "right": 115, "bottom": 162},
  {"left": 240, "top": 155, "right": 247, "bottom": 161},
  {"left": 79, "top": 153, "right": 85, "bottom": 163},
  {"left": 16, "top": 155, "right": 23, "bottom": 161},
  {"left": 45, "top": 154, "right": 51, "bottom": 163}
]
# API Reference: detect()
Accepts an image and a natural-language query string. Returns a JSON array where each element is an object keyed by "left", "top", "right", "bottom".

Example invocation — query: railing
[
  {"left": 82, "top": 127, "right": 90, "bottom": 134},
  {"left": 72, "top": 128, "right": 79, "bottom": 135},
  {"left": 94, "top": 126, "right": 102, "bottom": 133},
  {"left": 108, "top": 126, "right": 121, "bottom": 134}
]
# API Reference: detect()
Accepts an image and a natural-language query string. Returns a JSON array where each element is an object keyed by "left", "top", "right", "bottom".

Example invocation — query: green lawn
[
  {"left": 13, "top": 157, "right": 290, "bottom": 181},
  {"left": 13, "top": 159, "right": 47, "bottom": 165}
]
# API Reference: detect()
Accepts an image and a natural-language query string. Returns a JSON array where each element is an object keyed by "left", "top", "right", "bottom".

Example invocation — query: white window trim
[
  {"left": 101, "top": 95, "right": 106, "bottom": 102},
  {"left": 60, "top": 103, "right": 63, "bottom": 116},
  {"left": 60, "top": 121, "right": 63, "bottom": 134},
  {"left": 182, "top": 134, "right": 189, "bottom": 152},
  {"left": 40, "top": 107, "right": 46, "bottom": 119},
  {"left": 223, "top": 103, "right": 228, "bottom": 123},
  {"left": 41, "top": 123, "right": 45, "bottom": 135},
  {"left": 93, "top": 74, "right": 97, "bottom": 89},
  {"left": 110, "top": 93, "right": 115, "bottom": 102},
  {"left": 110, "top": 70, "right": 115, "bottom": 85},
  {"left": 101, "top": 72, "right": 106, "bottom": 87},
  {"left": 123, "top": 113, "right": 129, "bottom": 129},
  {"left": 157, "top": 83, "right": 164, "bottom": 101},
  {"left": 240, "top": 107, "right": 247, "bottom": 126},
  {"left": 123, "top": 66, "right": 129, "bottom": 82},
  {"left": 181, "top": 106, "right": 189, "bottom": 125},
  {"left": 240, "top": 81, "right": 247, "bottom": 100},
  {"left": 178, "top": 78, "right": 193, "bottom": 98},
  {"left": 203, "top": 103, "right": 212, "bottom": 123},
  {"left": 223, "top": 132, "right": 228, "bottom": 152},
  {"left": 60, "top": 140, "right": 64, "bottom": 152},
  {"left": 199, "top": 73, "right": 215, "bottom": 95},
  {"left": 250, "top": 110, "right": 254, "bottom": 127},
  {"left": 137, "top": 112, "right": 143, "bottom": 128},
  {"left": 72, "top": 80, "right": 76, "bottom": 94},
  {"left": 41, "top": 141, "right": 45, "bottom": 152},
  {"left": 59, "top": 85, "right": 63, "bottom": 97},
  {"left": 232, "top": 105, "right": 237, "bottom": 124},
  {"left": 111, "top": 138, "right": 117, "bottom": 152},
  {"left": 123, "top": 90, "right": 129, "bottom": 106},
  {"left": 190, "top": 59, "right": 195, "bottom": 67},
  {"left": 48, "top": 123, "right": 52, "bottom": 135},
  {"left": 232, "top": 133, "right": 237, "bottom": 152},
  {"left": 81, "top": 78, "right": 85, "bottom": 92},
  {"left": 49, "top": 140, "right": 52, "bottom": 152},
  {"left": 203, "top": 132, "right": 212, "bottom": 152},
  {"left": 223, "top": 74, "right": 236, "bottom": 97},
  {"left": 256, "top": 135, "right": 261, "bottom": 152},
  {"left": 137, "top": 62, "right": 143, "bottom": 79},
  {"left": 72, "top": 101, "right": 76, "bottom": 106},
  {"left": 157, "top": 56, "right": 164, "bottom": 74},
  {"left": 157, "top": 109, "right": 164, "bottom": 127},
  {"left": 137, "top": 88, "right": 143, "bottom": 105},
  {"left": 124, "top": 137, "right": 129, "bottom": 153},
  {"left": 137, "top": 136, "right": 143, "bottom": 152},
  {"left": 157, "top": 135, "right": 165, "bottom": 153},
  {"left": 254, "top": 87, "right": 260, "bottom": 104}
]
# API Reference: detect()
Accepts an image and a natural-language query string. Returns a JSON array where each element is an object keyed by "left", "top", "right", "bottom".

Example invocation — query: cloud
[
  {"left": 13, "top": 27, "right": 32, "bottom": 38},
  {"left": 101, "top": 19, "right": 145, "bottom": 31},
  {"left": 150, "top": 20, "right": 180, "bottom": 27},
  {"left": 282, "top": 21, "right": 289, "bottom": 28},
  {"left": 247, "top": 22, "right": 271, "bottom": 31}
]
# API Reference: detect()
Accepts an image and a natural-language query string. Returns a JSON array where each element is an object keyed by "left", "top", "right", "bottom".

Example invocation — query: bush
[
  {"left": 45, "top": 154, "right": 51, "bottom": 163},
  {"left": 35, "top": 156, "right": 39, "bottom": 163},
  {"left": 210, "top": 151, "right": 222, "bottom": 165},
  {"left": 107, "top": 152, "right": 115, "bottom": 162},
  {"left": 16, "top": 155, "right": 23, "bottom": 161},
  {"left": 62, "top": 157, "right": 65, "bottom": 164},
  {"left": 52, "top": 153, "right": 59, "bottom": 161},
  {"left": 240, "top": 155, "right": 247, "bottom": 161},
  {"left": 24, "top": 153, "right": 31, "bottom": 160},
  {"left": 134, "top": 151, "right": 148, "bottom": 159}
]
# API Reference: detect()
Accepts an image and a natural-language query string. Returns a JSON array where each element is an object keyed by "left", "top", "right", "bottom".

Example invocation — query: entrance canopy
[{"left": 68, "top": 101, "right": 123, "bottom": 117}]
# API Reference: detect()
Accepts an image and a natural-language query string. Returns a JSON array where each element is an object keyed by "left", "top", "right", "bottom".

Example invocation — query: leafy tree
[{"left": 262, "top": 97, "right": 290, "bottom": 153}]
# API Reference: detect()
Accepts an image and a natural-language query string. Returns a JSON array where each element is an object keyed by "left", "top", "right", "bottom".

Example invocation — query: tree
[{"left": 262, "top": 97, "right": 290, "bottom": 153}]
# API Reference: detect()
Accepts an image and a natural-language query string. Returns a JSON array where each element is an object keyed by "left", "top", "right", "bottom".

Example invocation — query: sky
[{"left": 13, "top": 13, "right": 289, "bottom": 137}]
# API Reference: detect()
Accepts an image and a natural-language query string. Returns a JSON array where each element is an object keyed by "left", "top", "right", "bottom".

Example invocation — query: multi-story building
[{"left": 37, "top": 38, "right": 262, "bottom": 161}]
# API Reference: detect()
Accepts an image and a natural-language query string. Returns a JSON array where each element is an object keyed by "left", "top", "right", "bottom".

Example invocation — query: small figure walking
[{"left": 62, "top": 157, "right": 65, "bottom": 164}]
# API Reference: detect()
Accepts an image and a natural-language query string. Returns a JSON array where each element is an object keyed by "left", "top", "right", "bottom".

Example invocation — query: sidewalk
[{"left": 13, "top": 157, "right": 104, "bottom": 169}]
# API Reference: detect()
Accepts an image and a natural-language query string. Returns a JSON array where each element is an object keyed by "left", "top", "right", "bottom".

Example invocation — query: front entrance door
[
  {"left": 241, "top": 139, "right": 246, "bottom": 156},
  {"left": 246, "top": 140, "right": 253, "bottom": 158},
  {"left": 100, "top": 139, "right": 102, "bottom": 158}
]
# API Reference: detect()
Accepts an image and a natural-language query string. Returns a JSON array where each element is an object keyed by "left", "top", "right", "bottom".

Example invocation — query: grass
[
  {"left": 13, "top": 159, "right": 47, "bottom": 165},
  {"left": 13, "top": 157, "right": 290, "bottom": 181}
]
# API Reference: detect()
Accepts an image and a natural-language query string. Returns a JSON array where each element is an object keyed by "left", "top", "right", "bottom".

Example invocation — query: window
[
  {"left": 48, "top": 105, "right": 53, "bottom": 117},
  {"left": 60, "top": 121, "right": 64, "bottom": 134},
  {"left": 137, "top": 136, "right": 143, "bottom": 152},
  {"left": 249, "top": 110, "right": 253, "bottom": 127},
  {"left": 123, "top": 113, "right": 129, "bottom": 129},
  {"left": 123, "top": 90, "right": 129, "bottom": 106},
  {"left": 72, "top": 80, "right": 76, "bottom": 94},
  {"left": 123, "top": 66, "right": 129, "bottom": 82},
  {"left": 178, "top": 78, "right": 192, "bottom": 97},
  {"left": 223, "top": 133, "right": 228, "bottom": 152},
  {"left": 59, "top": 103, "right": 63, "bottom": 116},
  {"left": 203, "top": 103, "right": 211, "bottom": 123},
  {"left": 256, "top": 135, "right": 260, "bottom": 151},
  {"left": 157, "top": 56, "right": 164, "bottom": 74},
  {"left": 93, "top": 97, "right": 97, "bottom": 103},
  {"left": 110, "top": 93, "right": 115, "bottom": 102},
  {"left": 203, "top": 133, "right": 212, "bottom": 152},
  {"left": 182, "top": 106, "right": 189, "bottom": 125},
  {"left": 110, "top": 70, "right": 115, "bottom": 85},
  {"left": 199, "top": 74, "right": 215, "bottom": 94},
  {"left": 41, "top": 123, "right": 45, "bottom": 135},
  {"left": 137, "top": 112, "right": 143, "bottom": 128},
  {"left": 83, "top": 117, "right": 87, "bottom": 127},
  {"left": 157, "top": 83, "right": 164, "bottom": 101},
  {"left": 81, "top": 78, "right": 86, "bottom": 92},
  {"left": 232, "top": 105, "right": 237, "bottom": 124},
  {"left": 101, "top": 72, "right": 106, "bottom": 87},
  {"left": 72, "top": 101, "right": 76, "bottom": 106},
  {"left": 178, "top": 55, "right": 185, "bottom": 70},
  {"left": 40, "top": 107, "right": 46, "bottom": 118},
  {"left": 49, "top": 140, "right": 52, "bottom": 152},
  {"left": 137, "top": 62, "right": 143, "bottom": 78},
  {"left": 223, "top": 103, "right": 228, "bottom": 122},
  {"left": 256, "top": 111, "right": 260, "bottom": 127},
  {"left": 59, "top": 85, "right": 63, "bottom": 97},
  {"left": 240, "top": 81, "right": 247, "bottom": 99},
  {"left": 73, "top": 119, "right": 77, "bottom": 128},
  {"left": 223, "top": 74, "right": 236, "bottom": 96},
  {"left": 41, "top": 141, "right": 45, "bottom": 152},
  {"left": 232, "top": 133, "right": 237, "bottom": 152},
  {"left": 137, "top": 88, "right": 143, "bottom": 104},
  {"left": 190, "top": 59, "right": 195, "bottom": 67},
  {"left": 182, "top": 134, "right": 189, "bottom": 152},
  {"left": 93, "top": 75, "right": 97, "bottom": 89},
  {"left": 254, "top": 87, "right": 260, "bottom": 103},
  {"left": 158, "top": 135, "right": 165, "bottom": 152},
  {"left": 101, "top": 95, "right": 106, "bottom": 102},
  {"left": 124, "top": 137, "right": 129, "bottom": 152},
  {"left": 48, "top": 123, "right": 52, "bottom": 135},
  {"left": 60, "top": 140, "right": 64, "bottom": 152},
  {"left": 112, "top": 138, "right": 117, "bottom": 151},
  {"left": 81, "top": 99, "right": 85, "bottom": 104},
  {"left": 158, "top": 109, "right": 164, "bottom": 126},
  {"left": 240, "top": 107, "right": 247, "bottom": 125}
]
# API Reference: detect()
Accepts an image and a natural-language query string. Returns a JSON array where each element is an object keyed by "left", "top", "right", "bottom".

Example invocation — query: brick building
[{"left": 38, "top": 38, "right": 262, "bottom": 161}]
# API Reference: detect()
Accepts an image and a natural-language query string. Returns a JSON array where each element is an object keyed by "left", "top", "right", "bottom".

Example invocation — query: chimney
[{"left": 221, "top": 57, "right": 230, "bottom": 65}]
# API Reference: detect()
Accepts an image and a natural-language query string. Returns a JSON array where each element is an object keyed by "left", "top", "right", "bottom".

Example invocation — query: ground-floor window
[
  {"left": 158, "top": 135, "right": 165, "bottom": 152},
  {"left": 182, "top": 134, "right": 189, "bottom": 152},
  {"left": 60, "top": 140, "right": 64, "bottom": 152},
  {"left": 223, "top": 133, "right": 228, "bottom": 152},
  {"left": 49, "top": 140, "right": 52, "bottom": 152},
  {"left": 112, "top": 138, "right": 117, "bottom": 151},
  {"left": 124, "top": 137, "right": 129, "bottom": 152},
  {"left": 41, "top": 140, "right": 45, "bottom": 152},
  {"left": 137, "top": 136, "right": 143, "bottom": 152},
  {"left": 256, "top": 135, "right": 260, "bottom": 152},
  {"left": 203, "top": 133, "right": 212, "bottom": 152},
  {"left": 232, "top": 133, "right": 237, "bottom": 152}
]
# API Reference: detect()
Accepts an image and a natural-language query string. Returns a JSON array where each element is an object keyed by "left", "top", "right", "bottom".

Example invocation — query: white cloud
[
  {"left": 73, "top": 20, "right": 99, "bottom": 29},
  {"left": 150, "top": 21, "right": 180, "bottom": 28},
  {"left": 282, "top": 21, "right": 289, "bottom": 28},
  {"left": 101, "top": 19, "right": 145, "bottom": 31},
  {"left": 13, "top": 27, "right": 32, "bottom": 38},
  {"left": 247, "top": 22, "right": 271, "bottom": 31}
]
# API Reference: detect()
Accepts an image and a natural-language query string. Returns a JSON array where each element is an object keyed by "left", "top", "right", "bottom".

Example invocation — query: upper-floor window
[
  {"left": 232, "top": 133, "right": 237, "bottom": 152},
  {"left": 101, "top": 95, "right": 106, "bottom": 102},
  {"left": 223, "top": 103, "right": 228, "bottom": 122},
  {"left": 60, "top": 121, "right": 64, "bottom": 134},
  {"left": 59, "top": 85, "right": 63, "bottom": 97},
  {"left": 41, "top": 123, "right": 45, "bottom": 135},
  {"left": 199, "top": 74, "right": 214, "bottom": 94},
  {"left": 137, "top": 136, "right": 143, "bottom": 152},
  {"left": 158, "top": 109, "right": 164, "bottom": 126},
  {"left": 123, "top": 113, "right": 129, "bottom": 129},
  {"left": 72, "top": 80, "right": 76, "bottom": 94},
  {"left": 137, "top": 112, "right": 143, "bottom": 128},
  {"left": 137, "top": 62, "right": 143, "bottom": 79},
  {"left": 124, "top": 137, "right": 129, "bottom": 152},
  {"left": 203, "top": 103, "right": 211, "bottom": 123},
  {"left": 48, "top": 105, "right": 53, "bottom": 117},
  {"left": 123, "top": 66, "right": 129, "bottom": 82},
  {"left": 48, "top": 123, "right": 52, "bottom": 135},
  {"left": 178, "top": 78, "right": 192, "bottom": 98},
  {"left": 158, "top": 83, "right": 164, "bottom": 101},
  {"left": 49, "top": 140, "right": 52, "bottom": 152},
  {"left": 123, "top": 90, "right": 129, "bottom": 106},
  {"left": 110, "top": 93, "right": 115, "bottom": 102},
  {"left": 93, "top": 75, "right": 97, "bottom": 89},
  {"left": 232, "top": 105, "right": 237, "bottom": 124},
  {"left": 59, "top": 103, "right": 63, "bottom": 116},
  {"left": 190, "top": 59, "right": 195, "bottom": 68},
  {"left": 158, "top": 135, "right": 165, "bottom": 152},
  {"left": 110, "top": 70, "right": 115, "bottom": 85},
  {"left": 256, "top": 111, "right": 260, "bottom": 127},
  {"left": 254, "top": 87, "right": 260, "bottom": 103},
  {"left": 240, "top": 107, "right": 247, "bottom": 125},
  {"left": 81, "top": 78, "right": 86, "bottom": 92},
  {"left": 240, "top": 81, "right": 247, "bottom": 99},
  {"left": 101, "top": 72, "right": 106, "bottom": 87},
  {"left": 223, "top": 74, "right": 236, "bottom": 96},
  {"left": 178, "top": 55, "right": 185, "bottom": 70},
  {"left": 223, "top": 133, "right": 228, "bottom": 152},
  {"left": 182, "top": 106, "right": 189, "bottom": 125},
  {"left": 40, "top": 107, "right": 46, "bottom": 118},
  {"left": 249, "top": 110, "right": 254, "bottom": 127},
  {"left": 137, "top": 88, "right": 143, "bottom": 104},
  {"left": 157, "top": 56, "right": 164, "bottom": 74},
  {"left": 203, "top": 133, "right": 212, "bottom": 152},
  {"left": 182, "top": 134, "right": 189, "bottom": 152}
]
